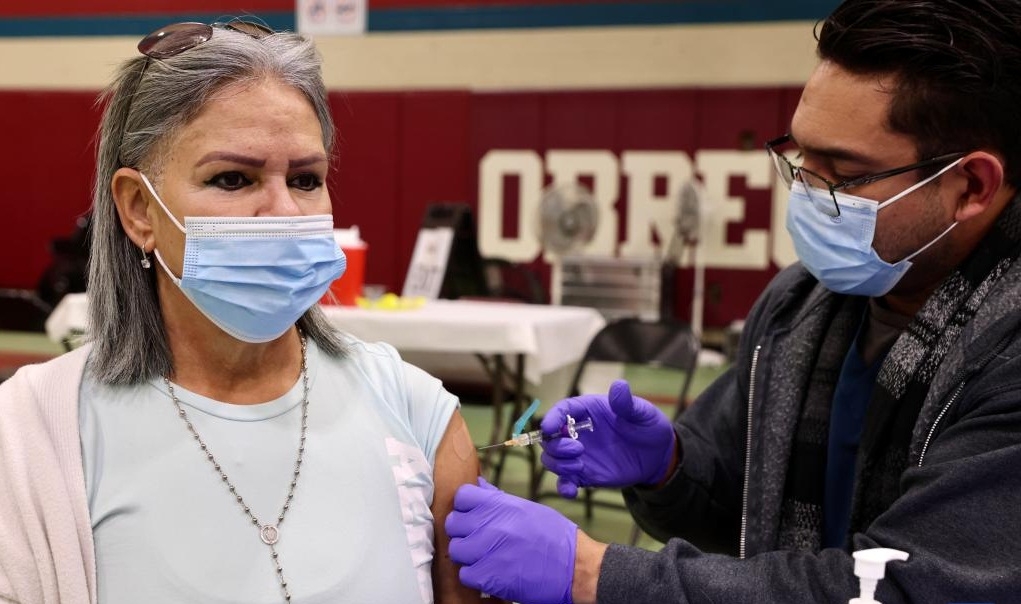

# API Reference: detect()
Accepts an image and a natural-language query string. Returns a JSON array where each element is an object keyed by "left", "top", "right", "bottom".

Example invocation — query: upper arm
[
  {"left": 430, "top": 410, "right": 483, "bottom": 604},
  {"left": 370, "top": 345, "right": 484, "bottom": 602}
]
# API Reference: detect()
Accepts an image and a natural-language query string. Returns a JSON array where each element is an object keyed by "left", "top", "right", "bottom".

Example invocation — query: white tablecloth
[
  {"left": 44, "top": 292, "right": 89, "bottom": 344},
  {"left": 45, "top": 294, "right": 605, "bottom": 391},
  {"left": 320, "top": 299, "right": 605, "bottom": 385}
]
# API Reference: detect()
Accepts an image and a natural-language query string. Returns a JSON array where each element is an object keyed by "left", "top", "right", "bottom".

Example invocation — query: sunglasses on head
[{"left": 137, "top": 20, "right": 274, "bottom": 59}]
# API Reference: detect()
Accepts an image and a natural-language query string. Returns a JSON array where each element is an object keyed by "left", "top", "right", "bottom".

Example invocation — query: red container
[
  {"left": 322, "top": 226, "right": 367, "bottom": 306},
  {"left": 325, "top": 243, "right": 366, "bottom": 306}
]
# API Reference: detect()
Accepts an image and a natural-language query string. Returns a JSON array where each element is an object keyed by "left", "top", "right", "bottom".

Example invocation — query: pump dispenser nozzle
[{"left": 849, "top": 548, "right": 909, "bottom": 604}]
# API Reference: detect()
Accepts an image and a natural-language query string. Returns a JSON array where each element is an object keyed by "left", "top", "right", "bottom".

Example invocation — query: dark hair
[{"left": 817, "top": 0, "right": 1021, "bottom": 187}]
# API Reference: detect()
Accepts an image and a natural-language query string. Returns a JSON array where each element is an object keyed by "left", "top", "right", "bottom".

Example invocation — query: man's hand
[
  {"left": 540, "top": 380, "right": 676, "bottom": 498},
  {"left": 445, "top": 478, "right": 577, "bottom": 604}
]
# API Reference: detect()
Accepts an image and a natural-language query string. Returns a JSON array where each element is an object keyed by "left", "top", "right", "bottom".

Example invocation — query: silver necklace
[{"left": 164, "top": 333, "right": 309, "bottom": 603}]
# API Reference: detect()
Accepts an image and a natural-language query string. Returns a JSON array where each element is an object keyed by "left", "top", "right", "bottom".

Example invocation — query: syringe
[{"left": 478, "top": 414, "right": 594, "bottom": 450}]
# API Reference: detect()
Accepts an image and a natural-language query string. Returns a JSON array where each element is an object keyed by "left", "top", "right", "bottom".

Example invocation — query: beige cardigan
[{"left": 0, "top": 345, "right": 96, "bottom": 604}]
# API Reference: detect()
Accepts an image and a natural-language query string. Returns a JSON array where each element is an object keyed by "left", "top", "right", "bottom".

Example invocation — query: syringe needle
[{"left": 476, "top": 442, "right": 507, "bottom": 450}]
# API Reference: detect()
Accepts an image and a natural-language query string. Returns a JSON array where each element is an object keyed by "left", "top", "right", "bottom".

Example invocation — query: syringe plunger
[{"left": 481, "top": 414, "right": 595, "bottom": 449}]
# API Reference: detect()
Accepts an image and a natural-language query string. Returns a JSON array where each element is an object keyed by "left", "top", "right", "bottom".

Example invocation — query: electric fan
[
  {"left": 666, "top": 180, "right": 706, "bottom": 337},
  {"left": 538, "top": 182, "right": 599, "bottom": 304},
  {"left": 538, "top": 182, "right": 598, "bottom": 253}
]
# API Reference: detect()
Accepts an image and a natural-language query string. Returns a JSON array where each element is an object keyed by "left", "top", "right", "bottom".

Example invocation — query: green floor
[
  {"left": 0, "top": 330, "right": 64, "bottom": 355},
  {"left": 0, "top": 330, "right": 65, "bottom": 380}
]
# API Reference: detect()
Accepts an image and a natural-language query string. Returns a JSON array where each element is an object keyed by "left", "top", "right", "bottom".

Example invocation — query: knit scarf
[{"left": 777, "top": 192, "right": 1021, "bottom": 552}]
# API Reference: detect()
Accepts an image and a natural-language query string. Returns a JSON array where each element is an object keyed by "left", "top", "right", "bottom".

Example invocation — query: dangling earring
[{"left": 140, "top": 245, "right": 151, "bottom": 269}]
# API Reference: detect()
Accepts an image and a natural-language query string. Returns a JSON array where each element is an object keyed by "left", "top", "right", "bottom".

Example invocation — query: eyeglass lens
[
  {"left": 769, "top": 151, "right": 795, "bottom": 187},
  {"left": 795, "top": 170, "right": 841, "bottom": 217},
  {"left": 221, "top": 21, "right": 274, "bottom": 38},
  {"left": 137, "top": 22, "right": 213, "bottom": 59},
  {"left": 767, "top": 140, "right": 840, "bottom": 217},
  {"left": 137, "top": 20, "right": 273, "bottom": 60}
]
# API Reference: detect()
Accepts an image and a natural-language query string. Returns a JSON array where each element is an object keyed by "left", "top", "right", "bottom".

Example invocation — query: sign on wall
[
  {"left": 296, "top": 0, "right": 367, "bottom": 35},
  {"left": 402, "top": 227, "right": 455, "bottom": 298}
]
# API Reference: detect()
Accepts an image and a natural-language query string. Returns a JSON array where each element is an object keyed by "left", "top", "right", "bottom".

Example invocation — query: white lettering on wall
[
  {"left": 478, "top": 150, "right": 543, "bottom": 260},
  {"left": 618, "top": 151, "right": 693, "bottom": 258},
  {"left": 695, "top": 150, "right": 771, "bottom": 269},
  {"left": 476, "top": 148, "right": 791, "bottom": 270},
  {"left": 771, "top": 171, "right": 796, "bottom": 267}
]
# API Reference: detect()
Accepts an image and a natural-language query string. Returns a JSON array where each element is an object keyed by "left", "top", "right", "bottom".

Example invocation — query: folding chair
[
  {"left": 480, "top": 257, "right": 547, "bottom": 304},
  {"left": 529, "top": 317, "right": 701, "bottom": 544},
  {"left": 0, "top": 289, "right": 53, "bottom": 333}
]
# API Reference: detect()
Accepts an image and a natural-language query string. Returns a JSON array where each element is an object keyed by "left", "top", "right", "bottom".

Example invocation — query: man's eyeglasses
[
  {"left": 118, "top": 20, "right": 274, "bottom": 167},
  {"left": 765, "top": 134, "right": 964, "bottom": 217}
]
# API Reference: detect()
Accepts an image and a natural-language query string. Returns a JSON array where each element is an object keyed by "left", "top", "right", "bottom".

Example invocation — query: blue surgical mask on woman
[
  {"left": 785, "top": 158, "right": 963, "bottom": 296},
  {"left": 140, "top": 173, "right": 346, "bottom": 343}
]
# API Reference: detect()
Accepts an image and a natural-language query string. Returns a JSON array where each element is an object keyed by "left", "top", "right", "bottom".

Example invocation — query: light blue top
[{"left": 79, "top": 336, "right": 458, "bottom": 604}]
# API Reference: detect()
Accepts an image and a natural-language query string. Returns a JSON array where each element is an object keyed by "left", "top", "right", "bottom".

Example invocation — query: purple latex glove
[
  {"left": 445, "top": 477, "right": 577, "bottom": 604},
  {"left": 540, "top": 379, "right": 675, "bottom": 498}
]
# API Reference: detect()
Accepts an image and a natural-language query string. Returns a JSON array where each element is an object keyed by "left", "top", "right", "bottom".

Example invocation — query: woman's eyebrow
[
  {"left": 289, "top": 154, "right": 328, "bottom": 168},
  {"left": 192, "top": 152, "right": 328, "bottom": 169},
  {"left": 195, "top": 151, "right": 266, "bottom": 168}
]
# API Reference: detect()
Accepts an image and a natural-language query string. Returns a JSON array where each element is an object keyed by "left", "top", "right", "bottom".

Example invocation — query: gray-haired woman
[{"left": 0, "top": 21, "right": 481, "bottom": 604}]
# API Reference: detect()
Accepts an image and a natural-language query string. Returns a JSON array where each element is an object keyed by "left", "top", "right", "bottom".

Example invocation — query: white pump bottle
[{"left": 848, "top": 548, "right": 909, "bottom": 604}]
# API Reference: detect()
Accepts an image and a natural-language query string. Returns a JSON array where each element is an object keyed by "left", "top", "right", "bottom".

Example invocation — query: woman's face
[{"left": 148, "top": 77, "right": 332, "bottom": 273}]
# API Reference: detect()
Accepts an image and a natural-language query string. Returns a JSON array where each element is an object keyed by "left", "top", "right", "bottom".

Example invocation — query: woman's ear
[
  {"left": 954, "top": 151, "right": 1006, "bottom": 223},
  {"left": 112, "top": 167, "right": 153, "bottom": 250}
]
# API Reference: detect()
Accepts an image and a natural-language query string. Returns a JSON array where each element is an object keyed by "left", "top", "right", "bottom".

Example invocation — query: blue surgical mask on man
[
  {"left": 785, "top": 158, "right": 963, "bottom": 296},
  {"left": 139, "top": 173, "right": 346, "bottom": 343}
]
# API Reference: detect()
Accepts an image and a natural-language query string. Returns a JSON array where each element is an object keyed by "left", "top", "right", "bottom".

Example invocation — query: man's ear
[
  {"left": 954, "top": 151, "right": 1006, "bottom": 222},
  {"left": 112, "top": 167, "right": 154, "bottom": 251}
]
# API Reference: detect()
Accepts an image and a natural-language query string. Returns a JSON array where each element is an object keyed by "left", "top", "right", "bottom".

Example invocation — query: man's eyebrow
[
  {"left": 790, "top": 135, "right": 873, "bottom": 164},
  {"left": 196, "top": 152, "right": 266, "bottom": 168}
]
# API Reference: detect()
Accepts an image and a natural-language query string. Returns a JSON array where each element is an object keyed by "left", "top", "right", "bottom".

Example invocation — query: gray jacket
[{"left": 598, "top": 263, "right": 1021, "bottom": 603}]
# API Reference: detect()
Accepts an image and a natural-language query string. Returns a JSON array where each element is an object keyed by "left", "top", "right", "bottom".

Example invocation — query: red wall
[
  {"left": 0, "top": 86, "right": 799, "bottom": 327},
  {"left": 0, "top": 91, "right": 100, "bottom": 289},
  {"left": 329, "top": 91, "right": 474, "bottom": 289}
]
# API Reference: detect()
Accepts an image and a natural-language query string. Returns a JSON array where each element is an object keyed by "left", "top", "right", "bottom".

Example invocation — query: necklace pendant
[{"left": 260, "top": 524, "right": 280, "bottom": 545}]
